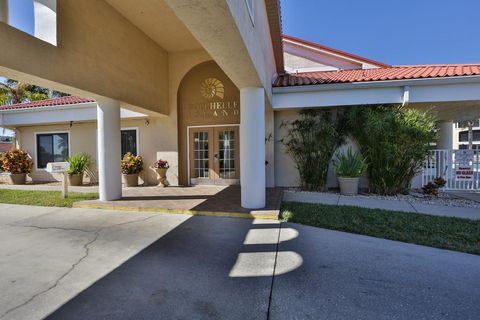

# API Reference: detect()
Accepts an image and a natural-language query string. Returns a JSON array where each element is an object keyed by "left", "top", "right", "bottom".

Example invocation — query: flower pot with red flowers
[
  {"left": 121, "top": 152, "right": 143, "bottom": 187},
  {"left": 153, "top": 159, "right": 170, "bottom": 187},
  {"left": 1, "top": 149, "right": 33, "bottom": 185}
]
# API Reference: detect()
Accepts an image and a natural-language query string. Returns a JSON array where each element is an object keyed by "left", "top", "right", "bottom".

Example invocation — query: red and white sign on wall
[{"left": 454, "top": 150, "right": 474, "bottom": 181}]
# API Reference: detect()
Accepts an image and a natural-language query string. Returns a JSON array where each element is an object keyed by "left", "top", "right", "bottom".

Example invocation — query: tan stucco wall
[
  {"left": 16, "top": 122, "right": 97, "bottom": 183},
  {"left": 15, "top": 116, "right": 180, "bottom": 186},
  {"left": 0, "top": 0, "right": 169, "bottom": 113}
]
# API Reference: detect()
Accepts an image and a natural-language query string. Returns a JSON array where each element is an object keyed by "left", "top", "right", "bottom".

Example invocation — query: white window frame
[
  {"left": 34, "top": 130, "right": 71, "bottom": 170},
  {"left": 121, "top": 127, "right": 140, "bottom": 156},
  {"left": 245, "top": 0, "right": 254, "bottom": 26}
]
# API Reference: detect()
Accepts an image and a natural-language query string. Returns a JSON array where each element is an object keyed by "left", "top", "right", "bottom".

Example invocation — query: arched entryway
[{"left": 177, "top": 61, "right": 240, "bottom": 186}]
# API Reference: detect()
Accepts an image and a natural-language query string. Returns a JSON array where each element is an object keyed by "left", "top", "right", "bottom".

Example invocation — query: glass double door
[{"left": 189, "top": 126, "right": 240, "bottom": 185}]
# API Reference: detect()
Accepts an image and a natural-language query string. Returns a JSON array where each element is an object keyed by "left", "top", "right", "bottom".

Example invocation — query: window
[
  {"left": 121, "top": 129, "right": 138, "bottom": 157},
  {"left": 36, "top": 132, "right": 69, "bottom": 168},
  {"left": 459, "top": 130, "right": 480, "bottom": 142},
  {"left": 245, "top": 0, "right": 254, "bottom": 25}
]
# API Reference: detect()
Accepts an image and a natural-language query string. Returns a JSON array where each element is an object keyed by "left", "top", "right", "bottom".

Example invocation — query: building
[
  {"left": 453, "top": 120, "right": 480, "bottom": 150},
  {"left": 1, "top": 0, "right": 480, "bottom": 208}
]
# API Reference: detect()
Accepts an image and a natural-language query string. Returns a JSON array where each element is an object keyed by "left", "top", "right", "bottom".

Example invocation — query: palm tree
[{"left": 0, "top": 79, "right": 68, "bottom": 105}]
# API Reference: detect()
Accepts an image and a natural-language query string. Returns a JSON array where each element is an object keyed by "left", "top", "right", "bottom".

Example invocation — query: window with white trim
[{"left": 36, "top": 132, "right": 69, "bottom": 168}]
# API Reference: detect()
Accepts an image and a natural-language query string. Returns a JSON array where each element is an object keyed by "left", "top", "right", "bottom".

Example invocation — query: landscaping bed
[
  {"left": 281, "top": 202, "right": 480, "bottom": 255},
  {"left": 0, "top": 189, "right": 98, "bottom": 207},
  {"left": 284, "top": 189, "right": 480, "bottom": 209}
]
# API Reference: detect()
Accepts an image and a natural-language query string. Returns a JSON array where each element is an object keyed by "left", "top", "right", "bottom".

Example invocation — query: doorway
[{"left": 188, "top": 125, "right": 240, "bottom": 185}]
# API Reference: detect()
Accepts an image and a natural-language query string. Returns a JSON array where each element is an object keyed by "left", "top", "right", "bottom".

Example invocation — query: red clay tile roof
[
  {"left": 283, "top": 35, "right": 390, "bottom": 68},
  {"left": 0, "top": 96, "right": 95, "bottom": 111},
  {"left": 274, "top": 64, "right": 480, "bottom": 87}
]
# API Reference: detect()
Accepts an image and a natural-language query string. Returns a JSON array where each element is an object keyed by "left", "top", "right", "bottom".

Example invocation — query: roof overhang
[
  {"left": 272, "top": 76, "right": 480, "bottom": 122},
  {"left": 0, "top": 102, "right": 147, "bottom": 127}
]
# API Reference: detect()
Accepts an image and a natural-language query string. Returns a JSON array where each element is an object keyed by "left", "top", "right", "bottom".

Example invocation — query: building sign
[
  {"left": 454, "top": 150, "right": 474, "bottom": 181},
  {"left": 189, "top": 78, "right": 239, "bottom": 120}
]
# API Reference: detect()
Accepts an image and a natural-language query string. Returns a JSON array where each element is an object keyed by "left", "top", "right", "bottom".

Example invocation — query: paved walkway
[
  {"left": 1, "top": 204, "right": 479, "bottom": 319},
  {"left": 0, "top": 184, "right": 283, "bottom": 219},
  {"left": 283, "top": 191, "right": 480, "bottom": 220}
]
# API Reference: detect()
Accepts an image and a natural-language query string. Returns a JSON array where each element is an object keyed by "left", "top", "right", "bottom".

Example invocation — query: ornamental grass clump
[
  {"left": 281, "top": 109, "right": 347, "bottom": 191},
  {"left": 0, "top": 149, "right": 33, "bottom": 174},
  {"left": 334, "top": 147, "right": 367, "bottom": 178},
  {"left": 68, "top": 153, "right": 91, "bottom": 175},
  {"left": 121, "top": 152, "right": 144, "bottom": 174},
  {"left": 347, "top": 105, "right": 437, "bottom": 195}
]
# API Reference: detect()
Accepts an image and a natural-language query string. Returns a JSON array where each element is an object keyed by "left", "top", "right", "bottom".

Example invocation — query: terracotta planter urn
[
  {"left": 338, "top": 177, "right": 360, "bottom": 196},
  {"left": 156, "top": 168, "right": 170, "bottom": 187},
  {"left": 9, "top": 173, "right": 27, "bottom": 185},
  {"left": 123, "top": 173, "right": 139, "bottom": 187},
  {"left": 68, "top": 174, "right": 83, "bottom": 186}
]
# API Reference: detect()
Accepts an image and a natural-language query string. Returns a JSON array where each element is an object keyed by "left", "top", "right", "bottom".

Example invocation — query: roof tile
[
  {"left": 274, "top": 64, "right": 480, "bottom": 87},
  {"left": 0, "top": 96, "right": 95, "bottom": 111}
]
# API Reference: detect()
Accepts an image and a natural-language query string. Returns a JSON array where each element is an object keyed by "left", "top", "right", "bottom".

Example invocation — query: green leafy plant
[
  {"left": 346, "top": 105, "right": 437, "bottom": 195},
  {"left": 281, "top": 109, "right": 347, "bottom": 191},
  {"left": 121, "top": 152, "right": 143, "bottom": 174},
  {"left": 333, "top": 147, "right": 367, "bottom": 178},
  {"left": 0, "top": 149, "right": 33, "bottom": 174},
  {"left": 67, "top": 153, "right": 91, "bottom": 175}
]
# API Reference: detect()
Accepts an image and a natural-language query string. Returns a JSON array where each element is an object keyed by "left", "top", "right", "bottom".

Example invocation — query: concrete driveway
[{"left": 1, "top": 204, "right": 479, "bottom": 319}]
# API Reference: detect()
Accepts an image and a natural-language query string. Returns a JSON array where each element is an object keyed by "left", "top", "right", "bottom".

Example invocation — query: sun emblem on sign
[{"left": 200, "top": 78, "right": 224, "bottom": 99}]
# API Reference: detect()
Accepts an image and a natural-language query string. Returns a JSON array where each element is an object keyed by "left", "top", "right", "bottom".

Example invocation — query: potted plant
[
  {"left": 0, "top": 149, "right": 33, "bottom": 185},
  {"left": 121, "top": 152, "right": 143, "bottom": 187},
  {"left": 153, "top": 159, "right": 170, "bottom": 187},
  {"left": 333, "top": 147, "right": 367, "bottom": 196},
  {"left": 67, "top": 153, "right": 91, "bottom": 186}
]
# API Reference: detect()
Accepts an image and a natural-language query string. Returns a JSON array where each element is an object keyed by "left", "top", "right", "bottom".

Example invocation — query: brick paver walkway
[{"left": 75, "top": 185, "right": 283, "bottom": 219}]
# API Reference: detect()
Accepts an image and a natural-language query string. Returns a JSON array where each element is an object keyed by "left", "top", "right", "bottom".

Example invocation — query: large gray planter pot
[
  {"left": 123, "top": 173, "right": 139, "bottom": 187},
  {"left": 338, "top": 177, "right": 360, "bottom": 196},
  {"left": 9, "top": 173, "right": 26, "bottom": 185},
  {"left": 68, "top": 174, "right": 83, "bottom": 186}
]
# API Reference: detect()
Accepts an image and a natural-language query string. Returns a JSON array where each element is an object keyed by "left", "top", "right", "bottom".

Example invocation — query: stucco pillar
[
  {"left": 437, "top": 121, "right": 454, "bottom": 149},
  {"left": 0, "top": 0, "right": 8, "bottom": 23},
  {"left": 240, "top": 87, "right": 266, "bottom": 209},
  {"left": 97, "top": 98, "right": 122, "bottom": 201}
]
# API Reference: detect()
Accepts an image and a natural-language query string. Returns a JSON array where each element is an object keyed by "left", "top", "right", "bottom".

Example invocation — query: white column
[
  {"left": 437, "top": 121, "right": 454, "bottom": 149},
  {"left": 240, "top": 87, "right": 266, "bottom": 209},
  {"left": 97, "top": 98, "right": 122, "bottom": 201}
]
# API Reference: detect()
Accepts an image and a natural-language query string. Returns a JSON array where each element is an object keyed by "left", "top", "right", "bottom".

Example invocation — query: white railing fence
[{"left": 422, "top": 149, "right": 479, "bottom": 190}]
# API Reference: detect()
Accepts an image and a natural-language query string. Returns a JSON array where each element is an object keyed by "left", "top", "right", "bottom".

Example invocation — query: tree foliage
[
  {"left": 346, "top": 105, "right": 437, "bottom": 195},
  {"left": 281, "top": 109, "right": 347, "bottom": 191},
  {"left": 0, "top": 79, "right": 68, "bottom": 105}
]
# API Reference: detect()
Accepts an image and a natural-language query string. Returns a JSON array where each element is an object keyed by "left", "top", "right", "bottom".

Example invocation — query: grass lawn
[
  {"left": 281, "top": 202, "right": 480, "bottom": 255},
  {"left": 0, "top": 189, "right": 98, "bottom": 208}
]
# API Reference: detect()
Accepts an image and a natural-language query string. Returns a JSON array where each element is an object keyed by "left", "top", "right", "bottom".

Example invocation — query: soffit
[{"left": 104, "top": 0, "right": 202, "bottom": 52}]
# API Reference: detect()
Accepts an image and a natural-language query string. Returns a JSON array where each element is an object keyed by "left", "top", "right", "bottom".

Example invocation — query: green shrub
[
  {"left": 281, "top": 109, "right": 347, "bottom": 191},
  {"left": 68, "top": 153, "right": 91, "bottom": 175},
  {"left": 333, "top": 147, "right": 367, "bottom": 178},
  {"left": 347, "top": 105, "right": 437, "bottom": 195}
]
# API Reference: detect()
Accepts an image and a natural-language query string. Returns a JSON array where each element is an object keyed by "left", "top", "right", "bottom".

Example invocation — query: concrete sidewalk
[{"left": 283, "top": 191, "right": 480, "bottom": 220}]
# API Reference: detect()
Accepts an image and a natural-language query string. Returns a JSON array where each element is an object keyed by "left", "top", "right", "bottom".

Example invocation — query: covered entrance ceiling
[{"left": 104, "top": 0, "right": 202, "bottom": 52}]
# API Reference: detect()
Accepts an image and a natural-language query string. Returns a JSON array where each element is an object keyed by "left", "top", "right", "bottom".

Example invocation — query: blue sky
[
  {"left": 282, "top": 0, "right": 480, "bottom": 65},
  {"left": 7, "top": 0, "right": 34, "bottom": 35}
]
